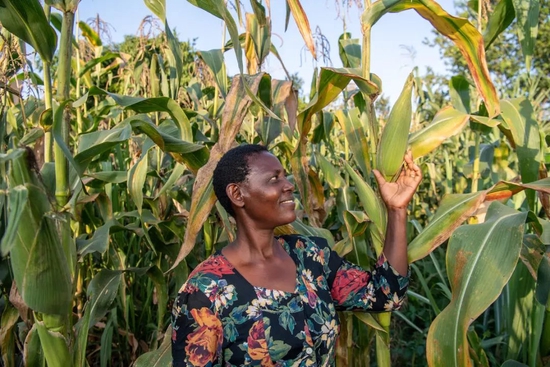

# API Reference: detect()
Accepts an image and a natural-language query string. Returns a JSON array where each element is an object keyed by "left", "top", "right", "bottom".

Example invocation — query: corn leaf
[
  {"left": 511, "top": 0, "right": 539, "bottom": 70},
  {"left": 133, "top": 326, "right": 173, "bottom": 367},
  {"left": 338, "top": 34, "right": 361, "bottom": 68},
  {"left": 363, "top": 0, "right": 500, "bottom": 117},
  {"left": 76, "top": 218, "right": 119, "bottom": 256},
  {"left": 0, "top": 186, "right": 28, "bottom": 256},
  {"left": 499, "top": 98, "right": 541, "bottom": 209},
  {"left": 87, "top": 87, "right": 192, "bottom": 141},
  {"left": 427, "top": 202, "right": 527, "bottom": 367},
  {"left": 485, "top": 177, "right": 550, "bottom": 201},
  {"left": 78, "top": 21, "right": 102, "bottom": 47},
  {"left": 449, "top": 75, "right": 471, "bottom": 114},
  {"left": 143, "top": 0, "right": 166, "bottom": 22},
  {"left": 35, "top": 316, "right": 71, "bottom": 367},
  {"left": 23, "top": 324, "right": 44, "bottom": 367},
  {"left": 1, "top": 305, "right": 20, "bottom": 367},
  {"left": 409, "top": 106, "right": 470, "bottom": 159},
  {"left": 408, "top": 192, "right": 486, "bottom": 263},
  {"left": 147, "top": 266, "right": 168, "bottom": 332},
  {"left": 198, "top": 49, "right": 228, "bottom": 98},
  {"left": 128, "top": 149, "right": 150, "bottom": 216},
  {"left": 483, "top": 0, "right": 515, "bottom": 50},
  {"left": 335, "top": 108, "right": 371, "bottom": 176},
  {"left": 316, "top": 154, "right": 345, "bottom": 189},
  {"left": 165, "top": 21, "right": 183, "bottom": 91},
  {"left": 285, "top": 0, "right": 316, "bottom": 58},
  {"left": 536, "top": 250, "right": 550, "bottom": 305},
  {"left": 0, "top": 0, "right": 57, "bottom": 63},
  {"left": 377, "top": 73, "right": 413, "bottom": 181},
  {"left": 343, "top": 161, "right": 386, "bottom": 255}
]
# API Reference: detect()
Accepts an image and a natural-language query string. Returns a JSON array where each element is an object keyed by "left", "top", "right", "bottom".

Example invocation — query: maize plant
[{"left": 0, "top": 0, "right": 549, "bottom": 366}]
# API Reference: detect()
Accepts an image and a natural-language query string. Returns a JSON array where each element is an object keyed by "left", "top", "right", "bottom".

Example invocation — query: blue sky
[{"left": 77, "top": 0, "right": 456, "bottom": 103}]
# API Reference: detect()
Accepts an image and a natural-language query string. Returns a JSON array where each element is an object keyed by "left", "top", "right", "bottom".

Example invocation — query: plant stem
[
  {"left": 43, "top": 4, "right": 53, "bottom": 163},
  {"left": 54, "top": 10, "right": 75, "bottom": 207},
  {"left": 471, "top": 132, "right": 481, "bottom": 193}
]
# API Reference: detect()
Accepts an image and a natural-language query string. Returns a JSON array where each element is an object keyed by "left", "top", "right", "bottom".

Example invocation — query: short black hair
[{"left": 213, "top": 144, "right": 268, "bottom": 217}]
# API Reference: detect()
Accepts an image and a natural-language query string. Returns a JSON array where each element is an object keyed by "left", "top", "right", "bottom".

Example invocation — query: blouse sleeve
[
  {"left": 312, "top": 236, "right": 410, "bottom": 312},
  {"left": 171, "top": 284, "right": 223, "bottom": 367}
]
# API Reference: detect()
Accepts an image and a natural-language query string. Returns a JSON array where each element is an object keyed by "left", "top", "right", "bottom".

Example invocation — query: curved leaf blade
[
  {"left": 408, "top": 192, "right": 486, "bottom": 263},
  {"left": 286, "top": 0, "right": 316, "bottom": 58},
  {"left": 363, "top": 0, "right": 500, "bottom": 117},
  {"left": 409, "top": 106, "right": 470, "bottom": 159},
  {"left": 426, "top": 202, "right": 527, "bottom": 367},
  {"left": 0, "top": 0, "right": 57, "bottom": 62}
]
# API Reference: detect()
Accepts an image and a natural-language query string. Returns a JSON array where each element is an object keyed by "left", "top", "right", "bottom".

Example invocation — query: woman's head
[{"left": 213, "top": 144, "right": 269, "bottom": 217}]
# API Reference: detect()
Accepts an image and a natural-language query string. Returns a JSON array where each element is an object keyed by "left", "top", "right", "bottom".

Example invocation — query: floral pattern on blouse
[{"left": 171, "top": 234, "right": 409, "bottom": 367}]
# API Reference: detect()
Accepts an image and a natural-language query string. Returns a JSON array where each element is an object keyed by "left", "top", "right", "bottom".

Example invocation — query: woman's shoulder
[{"left": 187, "top": 253, "right": 236, "bottom": 281}]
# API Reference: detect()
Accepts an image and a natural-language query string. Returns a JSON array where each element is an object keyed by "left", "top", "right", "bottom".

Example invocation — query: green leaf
[
  {"left": 354, "top": 312, "right": 385, "bottom": 332},
  {"left": 511, "top": 0, "right": 539, "bottom": 70},
  {"left": 449, "top": 75, "right": 471, "bottom": 114},
  {"left": 343, "top": 161, "right": 386, "bottom": 255},
  {"left": 483, "top": 0, "right": 515, "bottom": 50},
  {"left": 133, "top": 326, "right": 173, "bottom": 367},
  {"left": 338, "top": 34, "right": 361, "bottom": 68},
  {"left": 499, "top": 98, "right": 541, "bottom": 209},
  {"left": 165, "top": 21, "right": 183, "bottom": 90},
  {"left": 299, "top": 67, "right": 379, "bottom": 135},
  {"left": 88, "top": 87, "right": 192, "bottom": 141},
  {"left": 377, "top": 73, "right": 413, "bottom": 181},
  {"left": 536, "top": 250, "right": 550, "bottom": 305},
  {"left": 501, "top": 361, "right": 529, "bottom": 367},
  {"left": 0, "top": 186, "right": 28, "bottom": 256},
  {"left": 78, "top": 52, "right": 120, "bottom": 77},
  {"left": 335, "top": 108, "right": 371, "bottom": 176},
  {"left": 77, "top": 218, "right": 119, "bottom": 256},
  {"left": 35, "top": 315, "right": 71, "bottom": 367},
  {"left": 0, "top": 0, "right": 57, "bottom": 63},
  {"left": 147, "top": 266, "right": 168, "bottom": 331},
  {"left": 199, "top": 49, "right": 228, "bottom": 98},
  {"left": 426, "top": 202, "right": 527, "bottom": 366},
  {"left": 85, "top": 171, "right": 128, "bottom": 184},
  {"left": 408, "top": 192, "right": 486, "bottom": 263},
  {"left": 409, "top": 106, "right": 470, "bottom": 159},
  {"left": 363, "top": 0, "right": 500, "bottom": 117},
  {"left": 86, "top": 269, "right": 122, "bottom": 329},
  {"left": 128, "top": 149, "right": 150, "bottom": 216},
  {"left": 316, "top": 154, "right": 345, "bottom": 189},
  {"left": 78, "top": 21, "right": 102, "bottom": 47},
  {"left": 75, "top": 120, "right": 132, "bottom": 173},
  {"left": 144, "top": 0, "right": 166, "bottom": 22}
]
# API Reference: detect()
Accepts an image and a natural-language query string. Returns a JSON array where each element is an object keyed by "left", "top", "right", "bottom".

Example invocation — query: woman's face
[{"left": 237, "top": 151, "right": 296, "bottom": 228}]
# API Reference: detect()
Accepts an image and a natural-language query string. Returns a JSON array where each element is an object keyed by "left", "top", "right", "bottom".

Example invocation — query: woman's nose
[{"left": 283, "top": 176, "right": 294, "bottom": 191}]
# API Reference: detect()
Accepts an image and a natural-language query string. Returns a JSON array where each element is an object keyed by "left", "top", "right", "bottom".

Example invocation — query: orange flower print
[
  {"left": 247, "top": 319, "right": 275, "bottom": 366},
  {"left": 184, "top": 308, "right": 222, "bottom": 367}
]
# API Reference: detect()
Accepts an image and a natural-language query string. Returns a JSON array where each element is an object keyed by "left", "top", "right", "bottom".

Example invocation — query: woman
[{"left": 172, "top": 144, "right": 422, "bottom": 366}]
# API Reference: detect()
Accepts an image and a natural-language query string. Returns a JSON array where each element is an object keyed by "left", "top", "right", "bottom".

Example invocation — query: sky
[{"left": 77, "top": 0, "right": 457, "bottom": 104}]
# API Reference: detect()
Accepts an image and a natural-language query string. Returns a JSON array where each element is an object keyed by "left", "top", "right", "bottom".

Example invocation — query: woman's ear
[{"left": 226, "top": 183, "right": 245, "bottom": 209}]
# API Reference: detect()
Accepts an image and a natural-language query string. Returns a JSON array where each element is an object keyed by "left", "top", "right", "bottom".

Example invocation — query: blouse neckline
[{"left": 216, "top": 236, "right": 300, "bottom": 295}]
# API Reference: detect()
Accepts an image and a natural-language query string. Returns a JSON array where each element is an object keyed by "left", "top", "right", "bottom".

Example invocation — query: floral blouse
[{"left": 171, "top": 234, "right": 409, "bottom": 367}]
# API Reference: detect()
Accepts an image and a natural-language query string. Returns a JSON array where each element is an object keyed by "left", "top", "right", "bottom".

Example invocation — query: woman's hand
[{"left": 373, "top": 151, "right": 422, "bottom": 210}]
